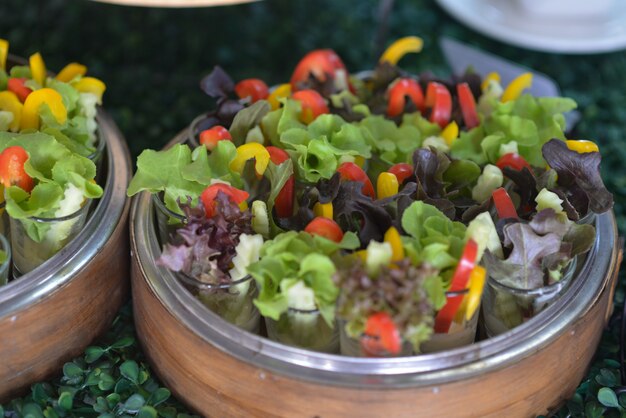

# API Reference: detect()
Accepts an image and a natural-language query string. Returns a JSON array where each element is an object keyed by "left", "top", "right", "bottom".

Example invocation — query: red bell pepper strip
[
  {"left": 492, "top": 187, "right": 518, "bottom": 220},
  {"left": 290, "top": 49, "right": 349, "bottom": 91},
  {"left": 496, "top": 152, "right": 532, "bottom": 173},
  {"left": 434, "top": 239, "right": 479, "bottom": 333},
  {"left": 0, "top": 145, "right": 34, "bottom": 192},
  {"left": 456, "top": 82, "right": 479, "bottom": 129},
  {"left": 199, "top": 125, "right": 232, "bottom": 151},
  {"left": 266, "top": 146, "right": 294, "bottom": 218},
  {"left": 388, "top": 163, "right": 413, "bottom": 184},
  {"left": 234, "top": 78, "right": 269, "bottom": 103},
  {"left": 425, "top": 82, "right": 452, "bottom": 129},
  {"left": 200, "top": 183, "right": 249, "bottom": 218},
  {"left": 304, "top": 217, "right": 344, "bottom": 243},
  {"left": 337, "top": 161, "right": 375, "bottom": 199},
  {"left": 291, "top": 89, "right": 329, "bottom": 124},
  {"left": 362, "top": 312, "right": 401, "bottom": 356},
  {"left": 386, "top": 78, "right": 424, "bottom": 117},
  {"left": 7, "top": 78, "right": 32, "bottom": 103}
]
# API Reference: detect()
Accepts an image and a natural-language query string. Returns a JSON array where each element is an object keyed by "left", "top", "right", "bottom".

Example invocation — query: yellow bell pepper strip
[
  {"left": 21, "top": 88, "right": 67, "bottom": 130},
  {"left": 29, "top": 52, "right": 47, "bottom": 87},
  {"left": 73, "top": 77, "right": 106, "bottom": 105},
  {"left": 355, "top": 249, "right": 368, "bottom": 262},
  {"left": 383, "top": 226, "right": 404, "bottom": 262},
  {"left": 481, "top": 72, "right": 501, "bottom": 92},
  {"left": 354, "top": 155, "right": 366, "bottom": 168},
  {"left": 441, "top": 121, "right": 459, "bottom": 146},
  {"left": 267, "top": 83, "right": 291, "bottom": 110},
  {"left": 229, "top": 143, "right": 270, "bottom": 176},
  {"left": 565, "top": 139, "right": 599, "bottom": 154},
  {"left": 379, "top": 36, "right": 424, "bottom": 65},
  {"left": 377, "top": 172, "right": 399, "bottom": 199},
  {"left": 56, "top": 62, "right": 87, "bottom": 83},
  {"left": 0, "top": 39, "right": 8, "bottom": 71},
  {"left": 454, "top": 265, "right": 487, "bottom": 323},
  {"left": 501, "top": 72, "right": 533, "bottom": 103},
  {"left": 0, "top": 91, "right": 23, "bottom": 132},
  {"left": 313, "top": 202, "right": 333, "bottom": 219}
]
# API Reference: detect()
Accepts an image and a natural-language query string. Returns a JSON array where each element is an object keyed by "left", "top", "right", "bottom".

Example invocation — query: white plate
[{"left": 436, "top": 0, "right": 626, "bottom": 54}]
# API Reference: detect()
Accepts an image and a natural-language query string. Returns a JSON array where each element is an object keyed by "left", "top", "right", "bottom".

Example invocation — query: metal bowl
[
  {"left": 0, "top": 110, "right": 132, "bottom": 401},
  {"left": 131, "top": 132, "right": 621, "bottom": 417}
]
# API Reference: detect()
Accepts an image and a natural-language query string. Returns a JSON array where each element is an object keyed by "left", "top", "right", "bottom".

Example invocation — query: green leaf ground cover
[{"left": 3, "top": 0, "right": 626, "bottom": 416}]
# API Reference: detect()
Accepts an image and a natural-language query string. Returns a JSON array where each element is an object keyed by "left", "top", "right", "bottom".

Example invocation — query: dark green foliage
[{"left": 2, "top": 0, "right": 626, "bottom": 417}]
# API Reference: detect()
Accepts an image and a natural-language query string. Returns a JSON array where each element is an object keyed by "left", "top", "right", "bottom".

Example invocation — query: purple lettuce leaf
[{"left": 542, "top": 139, "right": 613, "bottom": 214}]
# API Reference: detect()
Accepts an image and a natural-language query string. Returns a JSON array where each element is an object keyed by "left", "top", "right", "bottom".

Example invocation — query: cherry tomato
[
  {"left": 496, "top": 153, "right": 532, "bottom": 173},
  {"left": 304, "top": 217, "right": 344, "bottom": 243},
  {"left": 234, "top": 78, "right": 269, "bottom": 103},
  {"left": 0, "top": 145, "right": 34, "bottom": 192},
  {"left": 337, "top": 161, "right": 375, "bottom": 199},
  {"left": 199, "top": 125, "right": 232, "bottom": 151},
  {"left": 492, "top": 187, "right": 518, "bottom": 220},
  {"left": 425, "top": 82, "right": 452, "bottom": 129},
  {"left": 7, "top": 78, "right": 32, "bottom": 103},
  {"left": 386, "top": 78, "right": 424, "bottom": 117},
  {"left": 456, "top": 82, "right": 479, "bottom": 129},
  {"left": 266, "top": 146, "right": 294, "bottom": 218},
  {"left": 434, "top": 239, "right": 479, "bottom": 333},
  {"left": 388, "top": 163, "right": 413, "bottom": 184},
  {"left": 362, "top": 312, "right": 401, "bottom": 356},
  {"left": 291, "top": 89, "right": 329, "bottom": 124},
  {"left": 290, "top": 49, "right": 349, "bottom": 91},
  {"left": 200, "top": 183, "right": 249, "bottom": 218}
]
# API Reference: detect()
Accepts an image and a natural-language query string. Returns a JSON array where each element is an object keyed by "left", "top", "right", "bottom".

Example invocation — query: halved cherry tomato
[
  {"left": 434, "top": 239, "right": 479, "bottom": 333},
  {"left": 386, "top": 78, "right": 424, "bottom": 117},
  {"left": 0, "top": 146, "right": 34, "bottom": 192},
  {"left": 290, "top": 49, "right": 348, "bottom": 91},
  {"left": 425, "top": 82, "right": 452, "bottom": 128},
  {"left": 292, "top": 89, "right": 329, "bottom": 124},
  {"left": 199, "top": 125, "right": 232, "bottom": 151},
  {"left": 266, "top": 146, "right": 294, "bottom": 218},
  {"left": 496, "top": 152, "right": 531, "bottom": 172},
  {"left": 362, "top": 312, "right": 401, "bottom": 355},
  {"left": 304, "top": 217, "right": 344, "bottom": 243},
  {"left": 7, "top": 78, "right": 32, "bottom": 103},
  {"left": 234, "top": 78, "right": 269, "bottom": 103},
  {"left": 492, "top": 187, "right": 518, "bottom": 220},
  {"left": 337, "top": 161, "right": 375, "bottom": 199},
  {"left": 388, "top": 163, "right": 413, "bottom": 184},
  {"left": 457, "top": 82, "right": 479, "bottom": 129},
  {"left": 200, "top": 183, "right": 249, "bottom": 218}
]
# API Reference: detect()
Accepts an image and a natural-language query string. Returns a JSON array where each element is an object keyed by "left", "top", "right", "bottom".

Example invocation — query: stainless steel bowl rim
[
  {"left": 131, "top": 131, "right": 619, "bottom": 390},
  {"left": 0, "top": 110, "right": 131, "bottom": 316}
]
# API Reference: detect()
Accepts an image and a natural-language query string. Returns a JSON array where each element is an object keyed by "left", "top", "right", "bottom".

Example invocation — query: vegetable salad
[{"left": 128, "top": 37, "right": 612, "bottom": 356}]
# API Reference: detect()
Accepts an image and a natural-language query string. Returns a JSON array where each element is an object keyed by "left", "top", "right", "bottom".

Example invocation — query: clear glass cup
[
  {"left": 482, "top": 256, "right": 578, "bottom": 337},
  {"left": 152, "top": 193, "right": 186, "bottom": 246},
  {"left": 0, "top": 233, "right": 11, "bottom": 286},
  {"left": 339, "top": 323, "right": 413, "bottom": 357},
  {"left": 265, "top": 308, "right": 339, "bottom": 353},
  {"left": 178, "top": 272, "right": 260, "bottom": 333},
  {"left": 420, "top": 310, "right": 479, "bottom": 353},
  {"left": 10, "top": 200, "right": 92, "bottom": 276}
]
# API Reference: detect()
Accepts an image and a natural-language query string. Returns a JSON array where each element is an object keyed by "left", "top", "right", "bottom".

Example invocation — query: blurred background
[{"left": 3, "top": 0, "right": 624, "bottom": 225}]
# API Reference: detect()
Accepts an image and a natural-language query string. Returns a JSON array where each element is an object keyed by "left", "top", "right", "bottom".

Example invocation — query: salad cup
[
  {"left": 420, "top": 310, "right": 479, "bottom": 354},
  {"left": 177, "top": 272, "right": 260, "bottom": 333},
  {"left": 186, "top": 112, "right": 214, "bottom": 148},
  {"left": 482, "top": 257, "right": 578, "bottom": 337},
  {"left": 265, "top": 308, "right": 339, "bottom": 353},
  {"left": 10, "top": 199, "right": 93, "bottom": 276}
]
